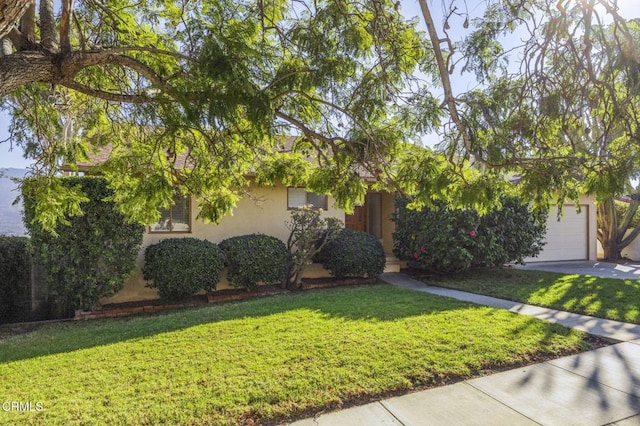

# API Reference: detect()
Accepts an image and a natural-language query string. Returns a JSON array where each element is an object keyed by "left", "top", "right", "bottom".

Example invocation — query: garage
[{"left": 525, "top": 205, "right": 590, "bottom": 262}]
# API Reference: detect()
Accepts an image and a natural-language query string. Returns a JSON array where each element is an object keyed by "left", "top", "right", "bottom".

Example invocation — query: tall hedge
[
  {"left": 0, "top": 236, "right": 31, "bottom": 323},
  {"left": 219, "top": 234, "right": 287, "bottom": 290},
  {"left": 23, "top": 177, "right": 144, "bottom": 313},
  {"left": 393, "top": 196, "right": 547, "bottom": 273}
]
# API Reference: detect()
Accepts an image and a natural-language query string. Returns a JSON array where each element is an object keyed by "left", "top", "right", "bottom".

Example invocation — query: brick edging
[{"left": 74, "top": 278, "right": 377, "bottom": 320}]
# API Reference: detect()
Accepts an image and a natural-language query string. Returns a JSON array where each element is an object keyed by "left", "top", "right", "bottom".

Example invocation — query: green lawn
[
  {"left": 0, "top": 284, "right": 589, "bottom": 425},
  {"left": 425, "top": 268, "right": 640, "bottom": 323}
]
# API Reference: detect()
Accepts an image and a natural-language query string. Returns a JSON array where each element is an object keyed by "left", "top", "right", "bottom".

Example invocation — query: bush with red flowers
[{"left": 392, "top": 197, "right": 547, "bottom": 273}]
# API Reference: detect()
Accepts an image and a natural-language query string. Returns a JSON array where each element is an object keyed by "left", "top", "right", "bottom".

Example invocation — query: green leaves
[{"left": 22, "top": 177, "right": 144, "bottom": 311}]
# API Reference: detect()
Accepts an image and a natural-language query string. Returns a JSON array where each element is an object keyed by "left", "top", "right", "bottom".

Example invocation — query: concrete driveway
[{"left": 517, "top": 260, "right": 640, "bottom": 279}]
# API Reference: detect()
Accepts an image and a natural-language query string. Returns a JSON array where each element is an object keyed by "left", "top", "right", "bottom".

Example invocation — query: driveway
[{"left": 517, "top": 260, "right": 640, "bottom": 279}]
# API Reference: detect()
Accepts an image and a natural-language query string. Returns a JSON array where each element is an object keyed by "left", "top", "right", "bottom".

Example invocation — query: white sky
[{"left": 1, "top": 0, "right": 640, "bottom": 168}]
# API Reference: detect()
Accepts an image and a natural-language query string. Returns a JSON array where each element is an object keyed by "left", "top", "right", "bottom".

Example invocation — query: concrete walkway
[{"left": 289, "top": 273, "right": 640, "bottom": 426}]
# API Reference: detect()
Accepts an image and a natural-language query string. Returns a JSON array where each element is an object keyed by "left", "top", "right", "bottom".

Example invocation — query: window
[
  {"left": 287, "top": 188, "right": 328, "bottom": 210},
  {"left": 149, "top": 195, "right": 191, "bottom": 233}
]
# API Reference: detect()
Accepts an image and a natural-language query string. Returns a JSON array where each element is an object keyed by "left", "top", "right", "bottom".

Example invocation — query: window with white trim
[
  {"left": 149, "top": 195, "right": 191, "bottom": 233},
  {"left": 287, "top": 188, "right": 328, "bottom": 210}
]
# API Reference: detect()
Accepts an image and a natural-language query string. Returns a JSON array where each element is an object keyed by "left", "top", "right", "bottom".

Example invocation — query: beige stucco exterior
[{"left": 100, "top": 181, "right": 397, "bottom": 304}]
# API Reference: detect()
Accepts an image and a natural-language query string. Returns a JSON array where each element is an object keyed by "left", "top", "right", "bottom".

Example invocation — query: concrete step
[{"left": 384, "top": 255, "right": 401, "bottom": 273}]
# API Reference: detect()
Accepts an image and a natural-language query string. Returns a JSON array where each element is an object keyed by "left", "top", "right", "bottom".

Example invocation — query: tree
[
  {"left": 597, "top": 190, "right": 640, "bottom": 260},
  {"left": 1, "top": 0, "right": 433, "bottom": 229},
  {"left": 415, "top": 1, "right": 640, "bottom": 200},
  {"left": 3, "top": 0, "right": 640, "bottom": 231}
]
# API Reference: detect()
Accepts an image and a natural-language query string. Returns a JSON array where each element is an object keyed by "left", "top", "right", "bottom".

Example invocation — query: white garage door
[{"left": 526, "top": 205, "right": 589, "bottom": 262}]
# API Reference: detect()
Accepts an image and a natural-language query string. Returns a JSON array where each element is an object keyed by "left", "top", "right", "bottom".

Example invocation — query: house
[
  {"left": 524, "top": 194, "right": 598, "bottom": 262},
  {"left": 63, "top": 142, "right": 399, "bottom": 304}
]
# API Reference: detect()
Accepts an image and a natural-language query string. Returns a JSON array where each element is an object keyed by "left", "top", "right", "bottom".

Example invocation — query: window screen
[
  {"left": 150, "top": 195, "right": 191, "bottom": 233},
  {"left": 287, "top": 188, "right": 327, "bottom": 210}
]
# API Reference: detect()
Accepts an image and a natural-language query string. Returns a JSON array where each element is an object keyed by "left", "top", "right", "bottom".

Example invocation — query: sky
[{"left": 2, "top": 0, "right": 640, "bottom": 168}]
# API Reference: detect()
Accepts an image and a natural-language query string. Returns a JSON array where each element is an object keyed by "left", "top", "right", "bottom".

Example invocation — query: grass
[
  {"left": 0, "top": 284, "right": 589, "bottom": 425},
  {"left": 424, "top": 268, "right": 640, "bottom": 323}
]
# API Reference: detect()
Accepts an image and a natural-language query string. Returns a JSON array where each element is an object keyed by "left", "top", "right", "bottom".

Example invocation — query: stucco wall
[{"left": 100, "top": 182, "right": 346, "bottom": 304}]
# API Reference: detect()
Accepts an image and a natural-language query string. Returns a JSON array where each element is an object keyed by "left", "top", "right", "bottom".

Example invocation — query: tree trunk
[
  {"left": 39, "top": 0, "right": 58, "bottom": 52},
  {"left": 600, "top": 237, "right": 622, "bottom": 260},
  {"left": 0, "top": 51, "right": 56, "bottom": 95},
  {"left": 597, "top": 196, "right": 640, "bottom": 261},
  {"left": 0, "top": 0, "right": 33, "bottom": 40}
]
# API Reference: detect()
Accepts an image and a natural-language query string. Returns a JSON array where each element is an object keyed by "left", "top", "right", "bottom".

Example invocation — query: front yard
[
  {"left": 0, "top": 284, "right": 590, "bottom": 425},
  {"left": 424, "top": 268, "right": 640, "bottom": 323}
]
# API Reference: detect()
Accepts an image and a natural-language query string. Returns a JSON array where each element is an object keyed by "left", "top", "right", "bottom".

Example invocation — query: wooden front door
[{"left": 345, "top": 205, "right": 367, "bottom": 232}]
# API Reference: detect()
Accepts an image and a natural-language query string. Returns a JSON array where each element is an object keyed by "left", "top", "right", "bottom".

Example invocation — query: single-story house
[
  {"left": 63, "top": 142, "right": 597, "bottom": 303},
  {"left": 525, "top": 194, "right": 598, "bottom": 263},
  {"left": 63, "top": 142, "right": 399, "bottom": 304}
]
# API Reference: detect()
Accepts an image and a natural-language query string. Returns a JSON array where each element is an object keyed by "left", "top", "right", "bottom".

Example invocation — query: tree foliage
[
  {"left": 1, "top": 0, "right": 435, "bottom": 229},
  {"left": 2, "top": 1, "right": 640, "bottom": 229}
]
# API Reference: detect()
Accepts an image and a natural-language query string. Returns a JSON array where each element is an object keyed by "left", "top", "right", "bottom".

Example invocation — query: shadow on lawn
[
  {"left": 0, "top": 284, "right": 476, "bottom": 363},
  {"left": 434, "top": 268, "right": 640, "bottom": 325}
]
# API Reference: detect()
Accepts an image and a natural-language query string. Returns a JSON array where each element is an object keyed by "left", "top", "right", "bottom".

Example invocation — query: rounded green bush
[
  {"left": 143, "top": 238, "right": 223, "bottom": 301},
  {"left": 219, "top": 234, "right": 287, "bottom": 290},
  {"left": 317, "top": 228, "right": 386, "bottom": 278}
]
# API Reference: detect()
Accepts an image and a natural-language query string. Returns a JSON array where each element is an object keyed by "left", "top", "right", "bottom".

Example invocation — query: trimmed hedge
[
  {"left": 23, "top": 177, "right": 144, "bottom": 313},
  {"left": 143, "top": 238, "right": 224, "bottom": 301},
  {"left": 317, "top": 228, "right": 386, "bottom": 278},
  {"left": 0, "top": 236, "right": 31, "bottom": 323},
  {"left": 219, "top": 234, "right": 287, "bottom": 290}
]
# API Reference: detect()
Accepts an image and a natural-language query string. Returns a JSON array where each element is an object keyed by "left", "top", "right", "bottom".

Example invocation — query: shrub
[
  {"left": 0, "top": 236, "right": 31, "bottom": 323},
  {"left": 285, "top": 206, "right": 342, "bottom": 288},
  {"left": 143, "top": 238, "right": 223, "bottom": 301},
  {"left": 219, "top": 234, "right": 287, "bottom": 290},
  {"left": 393, "top": 196, "right": 547, "bottom": 273},
  {"left": 23, "top": 177, "right": 144, "bottom": 313},
  {"left": 317, "top": 228, "right": 386, "bottom": 278}
]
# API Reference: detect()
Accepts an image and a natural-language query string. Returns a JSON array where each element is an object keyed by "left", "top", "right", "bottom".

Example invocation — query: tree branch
[
  {"left": 18, "top": 1, "right": 35, "bottom": 45},
  {"left": 417, "top": 0, "right": 475, "bottom": 161},
  {"left": 60, "top": 0, "right": 74, "bottom": 53},
  {"left": 0, "top": 0, "right": 33, "bottom": 40},
  {"left": 63, "top": 80, "right": 154, "bottom": 103},
  {"left": 39, "top": 0, "right": 58, "bottom": 52}
]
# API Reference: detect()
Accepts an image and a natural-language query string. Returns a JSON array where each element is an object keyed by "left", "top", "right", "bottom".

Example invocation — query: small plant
[
  {"left": 317, "top": 229, "right": 386, "bottom": 278},
  {"left": 219, "top": 234, "right": 287, "bottom": 290},
  {"left": 285, "top": 206, "right": 342, "bottom": 288},
  {"left": 143, "top": 238, "right": 223, "bottom": 301}
]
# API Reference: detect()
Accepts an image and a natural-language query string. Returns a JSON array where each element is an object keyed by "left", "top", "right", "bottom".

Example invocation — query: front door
[{"left": 345, "top": 205, "right": 367, "bottom": 232}]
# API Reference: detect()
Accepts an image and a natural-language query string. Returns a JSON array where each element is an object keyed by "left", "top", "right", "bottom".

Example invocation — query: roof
[{"left": 62, "top": 136, "right": 377, "bottom": 179}]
